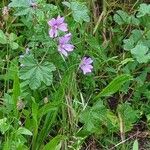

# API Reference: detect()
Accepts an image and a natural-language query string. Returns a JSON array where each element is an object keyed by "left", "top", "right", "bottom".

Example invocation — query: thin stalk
[
  {"left": 118, "top": 111, "right": 125, "bottom": 150},
  {"left": 102, "top": 0, "right": 107, "bottom": 45},
  {"left": 93, "top": 11, "right": 104, "bottom": 35}
]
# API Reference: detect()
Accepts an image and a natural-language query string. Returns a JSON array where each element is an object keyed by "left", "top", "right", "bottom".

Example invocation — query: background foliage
[{"left": 0, "top": 0, "right": 150, "bottom": 150}]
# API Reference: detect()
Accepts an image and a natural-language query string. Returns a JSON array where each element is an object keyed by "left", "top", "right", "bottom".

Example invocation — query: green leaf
[
  {"left": 96, "top": 74, "right": 133, "bottom": 97},
  {"left": 114, "top": 10, "right": 140, "bottom": 25},
  {"left": 32, "top": 98, "right": 38, "bottom": 122},
  {"left": 8, "top": 0, "right": 35, "bottom": 16},
  {"left": 67, "top": 2, "right": 90, "bottom": 23},
  {"left": 0, "top": 30, "right": 7, "bottom": 44},
  {"left": 17, "top": 127, "right": 33, "bottom": 136},
  {"left": 80, "top": 101, "right": 107, "bottom": 133},
  {"left": 9, "top": 33, "right": 17, "bottom": 42},
  {"left": 123, "top": 29, "right": 150, "bottom": 63},
  {"left": 123, "top": 38, "right": 135, "bottom": 50},
  {"left": 137, "top": 3, "right": 150, "bottom": 17},
  {"left": 15, "top": 8, "right": 32, "bottom": 16},
  {"left": 62, "top": 1, "right": 71, "bottom": 8},
  {"left": 38, "top": 103, "right": 58, "bottom": 120},
  {"left": 123, "top": 29, "right": 143, "bottom": 51},
  {"left": 9, "top": 0, "right": 30, "bottom": 8},
  {"left": 117, "top": 103, "right": 139, "bottom": 132},
  {"left": 114, "top": 10, "right": 129, "bottom": 25},
  {"left": 19, "top": 54, "right": 56, "bottom": 90},
  {"left": 10, "top": 42, "right": 19, "bottom": 49},
  {"left": 130, "top": 16, "right": 140, "bottom": 25},
  {"left": 133, "top": 140, "right": 139, "bottom": 150},
  {"left": 0, "top": 118, "right": 10, "bottom": 134},
  {"left": 42, "top": 135, "right": 65, "bottom": 150},
  {"left": 131, "top": 44, "right": 150, "bottom": 63}
]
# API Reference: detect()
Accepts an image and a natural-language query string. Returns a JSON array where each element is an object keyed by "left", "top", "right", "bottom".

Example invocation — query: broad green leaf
[
  {"left": 19, "top": 54, "right": 56, "bottom": 90},
  {"left": 131, "top": 44, "right": 150, "bottom": 63},
  {"left": 117, "top": 103, "right": 139, "bottom": 132},
  {"left": 36, "top": 9, "right": 45, "bottom": 21},
  {"left": 114, "top": 10, "right": 129, "bottom": 25},
  {"left": 15, "top": 8, "right": 32, "bottom": 16},
  {"left": 130, "top": 16, "right": 140, "bottom": 25},
  {"left": 133, "top": 139, "right": 139, "bottom": 150},
  {"left": 123, "top": 38, "right": 135, "bottom": 50},
  {"left": 80, "top": 101, "right": 107, "bottom": 133},
  {"left": 10, "top": 42, "right": 19, "bottom": 49},
  {"left": 9, "top": 33, "right": 17, "bottom": 42},
  {"left": 0, "top": 30, "right": 7, "bottom": 44},
  {"left": 106, "top": 111, "right": 119, "bottom": 131},
  {"left": 137, "top": 3, "right": 150, "bottom": 17},
  {"left": 96, "top": 74, "right": 133, "bottom": 97},
  {"left": 9, "top": 0, "right": 30, "bottom": 8},
  {"left": 3, "top": 94, "right": 14, "bottom": 112},
  {"left": 123, "top": 29, "right": 143, "bottom": 51},
  {"left": 17, "top": 127, "right": 33, "bottom": 136},
  {"left": 42, "top": 135, "right": 65, "bottom": 150},
  {"left": 9, "top": 0, "right": 36, "bottom": 16},
  {"left": 65, "top": 2, "right": 90, "bottom": 23},
  {"left": 123, "top": 29, "right": 150, "bottom": 63},
  {"left": 114, "top": 9, "right": 140, "bottom": 25}
]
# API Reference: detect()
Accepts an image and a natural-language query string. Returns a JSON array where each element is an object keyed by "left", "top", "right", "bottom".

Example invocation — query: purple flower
[
  {"left": 58, "top": 33, "right": 74, "bottom": 56},
  {"left": 48, "top": 16, "right": 68, "bottom": 38},
  {"left": 80, "top": 57, "right": 93, "bottom": 74}
]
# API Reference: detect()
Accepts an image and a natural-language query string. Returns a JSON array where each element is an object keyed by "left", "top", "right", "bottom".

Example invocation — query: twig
[{"left": 110, "top": 132, "right": 139, "bottom": 150}]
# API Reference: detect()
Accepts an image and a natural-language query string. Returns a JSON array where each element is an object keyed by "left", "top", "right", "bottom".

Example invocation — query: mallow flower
[
  {"left": 58, "top": 33, "right": 74, "bottom": 56},
  {"left": 80, "top": 57, "right": 93, "bottom": 74},
  {"left": 48, "top": 16, "right": 68, "bottom": 38}
]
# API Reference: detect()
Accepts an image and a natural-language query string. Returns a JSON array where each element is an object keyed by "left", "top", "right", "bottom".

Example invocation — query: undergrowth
[{"left": 0, "top": 0, "right": 150, "bottom": 150}]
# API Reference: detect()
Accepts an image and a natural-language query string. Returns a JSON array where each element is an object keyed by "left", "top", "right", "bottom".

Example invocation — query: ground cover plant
[{"left": 0, "top": 0, "right": 150, "bottom": 149}]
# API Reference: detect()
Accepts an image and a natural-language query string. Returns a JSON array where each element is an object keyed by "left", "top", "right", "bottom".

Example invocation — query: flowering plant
[{"left": 0, "top": 1, "right": 150, "bottom": 150}]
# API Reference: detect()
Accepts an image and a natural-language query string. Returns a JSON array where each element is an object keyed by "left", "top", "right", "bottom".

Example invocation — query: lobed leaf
[{"left": 19, "top": 54, "right": 56, "bottom": 90}]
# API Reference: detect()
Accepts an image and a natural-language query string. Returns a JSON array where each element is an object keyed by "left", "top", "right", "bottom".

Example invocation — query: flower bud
[{"left": 2, "top": 6, "right": 9, "bottom": 21}]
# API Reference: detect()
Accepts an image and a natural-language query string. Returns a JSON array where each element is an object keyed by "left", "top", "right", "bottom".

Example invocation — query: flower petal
[
  {"left": 81, "top": 66, "right": 92, "bottom": 74},
  {"left": 85, "top": 58, "right": 93, "bottom": 64},
  {"left": 58, "top": 23, "right": 68, "bottom": 32},
  {"left": 64, "top": 44, "right": 74, "bottom": 52},
  {"left": 58, "top": 46, "right": 68, "bottom": 56},
  {"left": 48, "top": 18, "right": 56, "bottom": 26},
  {"left": 56, "top": 16, "right": 65, "bottom": 24},
  {"left": 59, "top": 33, "right": 72, "bottom": 44},
  {"left": 49, "top": 28, "right": 57, "bottom": 38},
  {"left": 80, "top": 57, "right": 93, "bottom": 75}
]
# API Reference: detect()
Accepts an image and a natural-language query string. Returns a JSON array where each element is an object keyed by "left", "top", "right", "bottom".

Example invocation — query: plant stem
[{"left": 118, "top": 111, "right": 125, "bottom": 150}]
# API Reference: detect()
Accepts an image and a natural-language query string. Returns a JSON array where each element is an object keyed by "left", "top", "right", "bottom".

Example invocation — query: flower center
[{"left": 61, "top": 44, "right": 66, "bottom": 49}]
